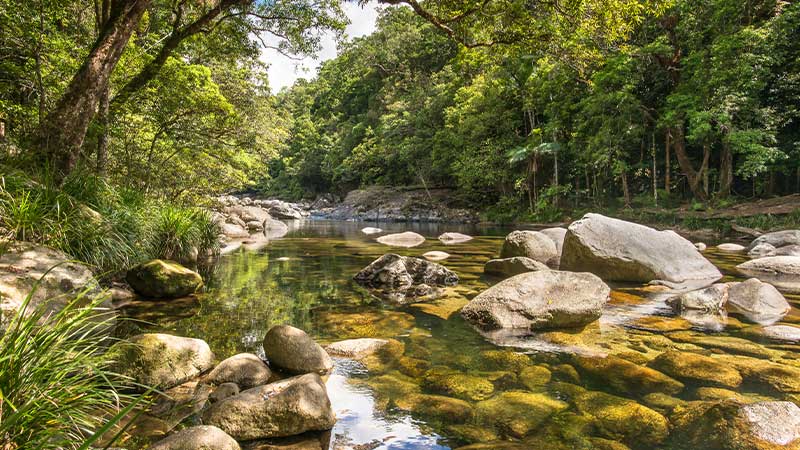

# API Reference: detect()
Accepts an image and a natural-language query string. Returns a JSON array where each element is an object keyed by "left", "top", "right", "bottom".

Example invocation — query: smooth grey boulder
[
  {"left": 737, "top": 256, "right": 800, "bottom": 293},
  {"left": 325, "top": 338, "right": 389, "bottom": 359},
  {"left": 111, "top": 333, "right": 214, "bottom": 390},
  {"left": 500, "top": 230, "right": 559, "bottom": 267},
  {"left": 438, "top": 232, "right": 473, "bottom": 244},
  {"left": 726, "top": 278, "right": 790, "bottom": 324},
  {"left": 748, "top": 243, "right": 776, "bottom": 258},
  {"left": 205, "top": 353, "right": 271, "bottom": 389},
  {"left": 667, "top": 283, "right": 728, "bottom": 312},
  {"left": 149, "top": 425, "right": 240, "bottom": 450},
  {"left": 539, "top": 227, "right": 567, "bottom": 262},
  {"left": 772, "top": 244, "right": 800, "bottom": 257},
  {"left": 262, "top": 325, "right": 333, "bottom": 375},
  {"left": 267, "top": 202, "right": 303, "bottom": 220},
  {"left": 484, "top": 257, "right": 549, "bottom": 278},
  {"left": 376, "top": 231, "right": 426, "bottom": 248},
  {"left": 220, "top": 222, "right": 249, "bottom": 238},
  {"left": 560, "top": 214, "right": 722, "bottom": 284},
  {"left": 461, "top": 270, "right": 610, "bottom": 330},
  {"left": 263, "top": 217, "right": 289, "bottom": 239},
  {"left": 353, "top": 254, "right": 458, "bottom": 290},
  {"left": 202, "top": 373, "right": 336, "bottom": 440},
  {"left": 748, "top": 230, "right": 800, "bottom": 250},
  {"left": 718, "top": 243, "right": 746, "bottom": 252},
  {"left": 0, "top": 242, "right": 110, "bottom": 328}
]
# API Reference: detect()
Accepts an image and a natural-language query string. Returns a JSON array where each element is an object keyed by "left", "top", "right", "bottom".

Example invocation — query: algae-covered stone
[
  {"left": 694, "top": 387, "right": 774, "bottom": 404},
  {"left": 500, "top": 230, "right": 559, "bottom": 266},
  {"left": 262, "top": 325, "right": 333, "bottom": 375},
  {"left": 520, "top": 365, "right": 552, "bottom": 389},
  {"left": 716, "top": 355, "right": 800, "bottom": 394},
  {"left": 480, "top": 349, "right": 531, "bottom": 373},
  {"left": 126, "top": 259, "right": 203, "bottom": 298},
  {"left": 317, "top": 310, "right": 415, "bottom": 338},
  {"left": 205, "top": 353, "right": 271, "bottom": 389},
  {"left": 475, "top": 391, "right": 568, "bottom": 438},
  {"left": 395, "top": 393, "right": 473, "bottom": 422},
  {"left": 668, "top": 331, "right": 776, "bottom": 358},
  {"left": 422, "top": 367, "right": 495, "bottom": 401},
  {"left": 202, "top": 373, "right": 335, "bottom": 440},
  {"left": 112, "top": 333, "right": 214, "bottom": 390},
  {"left": 574, "top": 390, "right": 669, "bottom": 447},
  {"left": 670, "top": 400, "right": 800, "bottom": 449},
  {"left": 573, "top": 355, "right": 684, "bottom": 395},
  {"left": 149, "top": 425, "right": 240, "bottom": 450},
  {"left": 642, "top": 392, "right": 686, "bottom": 413},
  {"left": 649, "top": 350, "right": 742, "bottom": 388},
  {"left": 484, "top": 257, "right": 549, "bottom": 278},
  {"left": 363, "top": 372, "right": 421, "bottom": 408},
  {"left": 446, "top": 424, "right": 499, "bottom": 444}
]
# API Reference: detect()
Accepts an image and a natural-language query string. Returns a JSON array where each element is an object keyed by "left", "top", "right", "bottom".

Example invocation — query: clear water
[{"left": 122, "top": 220, "right": 800, "bottom": 450}]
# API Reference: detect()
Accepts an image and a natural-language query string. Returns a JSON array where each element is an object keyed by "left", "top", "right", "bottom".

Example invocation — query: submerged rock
[
  {"left": 560, "top": 214, "right": 721, "bottom": 284},
  {"left": 395, "top": 393, "right": 474, "bottom": 423},
  {"left": 353, "top": 254, "right": 458, "bottom": 298},
  {"left": 149, "top": 425, "right": 240, "bottom": 450},
  {"left": 727, "top": 278, "right": 790, "bottom": 324},
  {"left": 461, "top": 270, "right": 610, "bottom": 330},
  {"left": 439, "top": 232, "right": 473, "bottom": 244},
  {"left": 573, "top": 354, "right": 684, "bottom": 395},
  {"left": 376, "top": 231, "right": 426, "bottom": 248},
  {"left": 205, "top": 353, "right": 271, "bottom": 390},
  {"left": 500, "top": 230, "right": 559, "bottom": 267},
  {"left": 112, "top": 333, "right": 214, "bottom": 390},
  {"left": 575, "top": 390, "right": 669, "bottom": 447},
  {"left": 475, "top": 391, "right": 568, "bottom": 438},
  {"left": 649, "top": 351, "right": 742, "bottom": 388},
  {"left": 737, "top": 256, "right": 800, "bottom": 294},
  {"left": 483, "top": 256, "right": 549, "bottom": 278},
  {"left": 126, "top": 259, "right": 203, "bottom": 298},
  {"left": 262, "top": 325, "right": 333, "bottom": 375},
  {"left": 670, "top": 400, "right": 800, "bottom": 449},
  {"left": 748, "top": 230, "right": 800, "bottom": 250},
  {"left": 422, "top": 367, "right": 495, "bottom": 401},
  {"left": 202, "top": 373, "right": 335, "bottom": 440}
]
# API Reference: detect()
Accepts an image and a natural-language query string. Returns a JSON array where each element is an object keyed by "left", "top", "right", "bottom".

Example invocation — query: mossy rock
[
  {"left": 422, "top": 367, "right": 495, "bottom": 401},
  {"left": 714, "top": 355, "right": 800, "bottom": 395},
  {"left": 360, "top": 338, "right": 406, "bottom": 374},
  {"left": 126, "top": 259, "right": 203, "bottom": 298},
  {"left": 480, "top": 349, "right": 532, "bottom": 373},
  {"left": 111, "top": 333, "right": 214, "bottom": 390},
  {"left": 520, "top": 365, "right": 552, "bottom": 390},
  {"left": 551, "top": 364, "right": 581, "bottom": 383},
  {"left": 649, "top": 350, "right": 743, "bottom": 388},
  {"left": 397, "top": 355, "right": 431, "bottom": 378},
  {"left": 316, "top": 310, "right": 415, "bottom": 338},
  {"left": 642, "top": 392, "right": 686, "bottom": 414},
  {"left": 446, "top": 424, "right": 499, "bottom": 444},
  {"left": 361, "top": 371, "right": 421, "bottom": 409},
  {"left": 574, "top": 390, "right": 669, "bottom": 447},
  {"left": 668, "top": 331, "right": 777, "bottom": 359},
  {"left": 395, "top": 393, "right": 474, "bottom": 423},
  {"left": 573, "top": 354, "right": 684, "bottom": 395},
  {"left": 475, "top": 391, "right": 568, "bottom": 438},
  {"left": 694, "top": 387, "right": 775, "bottom": 404}
]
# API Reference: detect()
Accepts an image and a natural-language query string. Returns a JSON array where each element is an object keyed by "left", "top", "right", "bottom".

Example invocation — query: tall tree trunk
[
  {"left": 38, "top": 0, "right": 151, "bottom": 182},
  {"left": 96, "top": 87, "right": 110, "bottom": 176},
  {"left": 652, "top": 132, "right": 658, "bottom": 206},
  {"left": 718, "top": 141, "right": 733, "bottom": 197},
  {"left": 664, "top": 129, "right": 671, "bottom": 194},
  {"left": 671, "top": 126, "right": 708, "bottom": 201},
  {"left": 621, "top": 171, "right": 631, "bottom": 208}
]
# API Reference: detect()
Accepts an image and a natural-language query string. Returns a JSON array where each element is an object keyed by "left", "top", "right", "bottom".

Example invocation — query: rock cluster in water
[
  {"left": 113, "top": 325, "right": 336, "bottom": 448},
  {"left": 211, "top": 195, "right": 302, "bottom": 250},
  {"left": 354, "top": 253, "right": 459, "bottom": 302}
]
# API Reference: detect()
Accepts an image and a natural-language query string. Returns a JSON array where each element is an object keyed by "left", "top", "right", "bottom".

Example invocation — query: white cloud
[{"left": 260, "top": 3, "right": 381, "bottom": 93}]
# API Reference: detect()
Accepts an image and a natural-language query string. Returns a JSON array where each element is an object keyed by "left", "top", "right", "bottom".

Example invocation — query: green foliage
[
  {"left": 0, "top": 290, "right": 137, "bottom": 449},
  {"left": 149, "top": 206, "right": 220, "bottom": 263}
]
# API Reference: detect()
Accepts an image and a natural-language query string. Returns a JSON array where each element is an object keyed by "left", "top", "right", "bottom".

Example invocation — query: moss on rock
[
  {"left": 475, "top": 391, "right": 568, "bottom": 438},
  {"left": 574, "top": 390, "right": 669, "bottom": 447},
  {"left": 422, "top": 367, "right": 495, "bottom": 401},
  {"left": 126, "top": 259, "right": 203, "bottom": 299}
]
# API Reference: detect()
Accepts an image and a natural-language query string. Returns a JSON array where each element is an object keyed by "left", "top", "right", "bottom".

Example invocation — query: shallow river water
[{"left": 123, "top": 220, "right": 800, "bottom": 450}]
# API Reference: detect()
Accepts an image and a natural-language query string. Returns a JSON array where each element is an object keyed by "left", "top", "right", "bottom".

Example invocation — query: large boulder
[
  {"left": 539, "top": 227, "right": 567, "bottom": 264},
  {"left": 461, "top": 270, "right": 610, "bottom": 330},
  {"left": 772, "top": 245, "right": 800, "bottom": 257},
  {"left": 149, "top": 425, "right": 240, "bottom": 450},
  {"left": 220, "top": 222, "right": 249, "bottom": 238},
  {"left": 737, "top": 256, "right": 800, "bottom": 294},
  {"left": 202, "top": 373, "right": 336, "bottom": 440},
  {"left": 266, "top": 201, "right": 303, "bottom": 220},
  {"left": 748, "top": 230, "right": 800, "bottom": 250},
  {"left": 262, "top": 217, "right": 289, "bottom": 239},
  {"left": 0, "top": 242, "right": 110, "bottom": 327},
  {"left": 262, "top": 325, "right": 333, "bottom": 375},
  {"left": 561, "top": 213, "right": 722, "bottom": 284},
  {"left": 376, "top": 231, "right": 426, "bottom": 248},
  {"left": 111, "top": 333, "right": 214, "bottom": 390},
  {"left": 353, "top": 254, "right": 458, "bottom": 291},
  {"left": 205, "top": 353, "right": 271, "bottom": 389},
  {"left": 500, "top": 230, "right": 559, "bottom": 267},
  {"left": 670, "top": 400, "right": 800, "bottom": 449},
  {"left": 126, "top": 259, "right": 203, "bottom": 298},
  {"left": 484, "top": 257, "right": 549, "bottom": 278},
  {"left": 726, "top": 278, "right": 790, "bottom": 324}
]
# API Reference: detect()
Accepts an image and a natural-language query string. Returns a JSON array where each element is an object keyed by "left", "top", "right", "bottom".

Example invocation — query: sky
[{"left": 261, "top": 3, "right": 382, "bottom": 92}]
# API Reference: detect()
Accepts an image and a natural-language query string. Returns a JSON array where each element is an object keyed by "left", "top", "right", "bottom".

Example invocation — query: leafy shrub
[
  {"left": 149, "top": 205, "right": 220, "bottom": 263},
  {"left": 0, "top": 288, "right": 140, "bottom": 449}
]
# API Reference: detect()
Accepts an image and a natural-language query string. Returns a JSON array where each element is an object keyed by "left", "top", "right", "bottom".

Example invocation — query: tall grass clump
[
  {"left": 148, "top": 206, "right": 220, "bottom": 263},
  {"left": 0, "top": 288, "right": 139, "bottom": 449}
]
